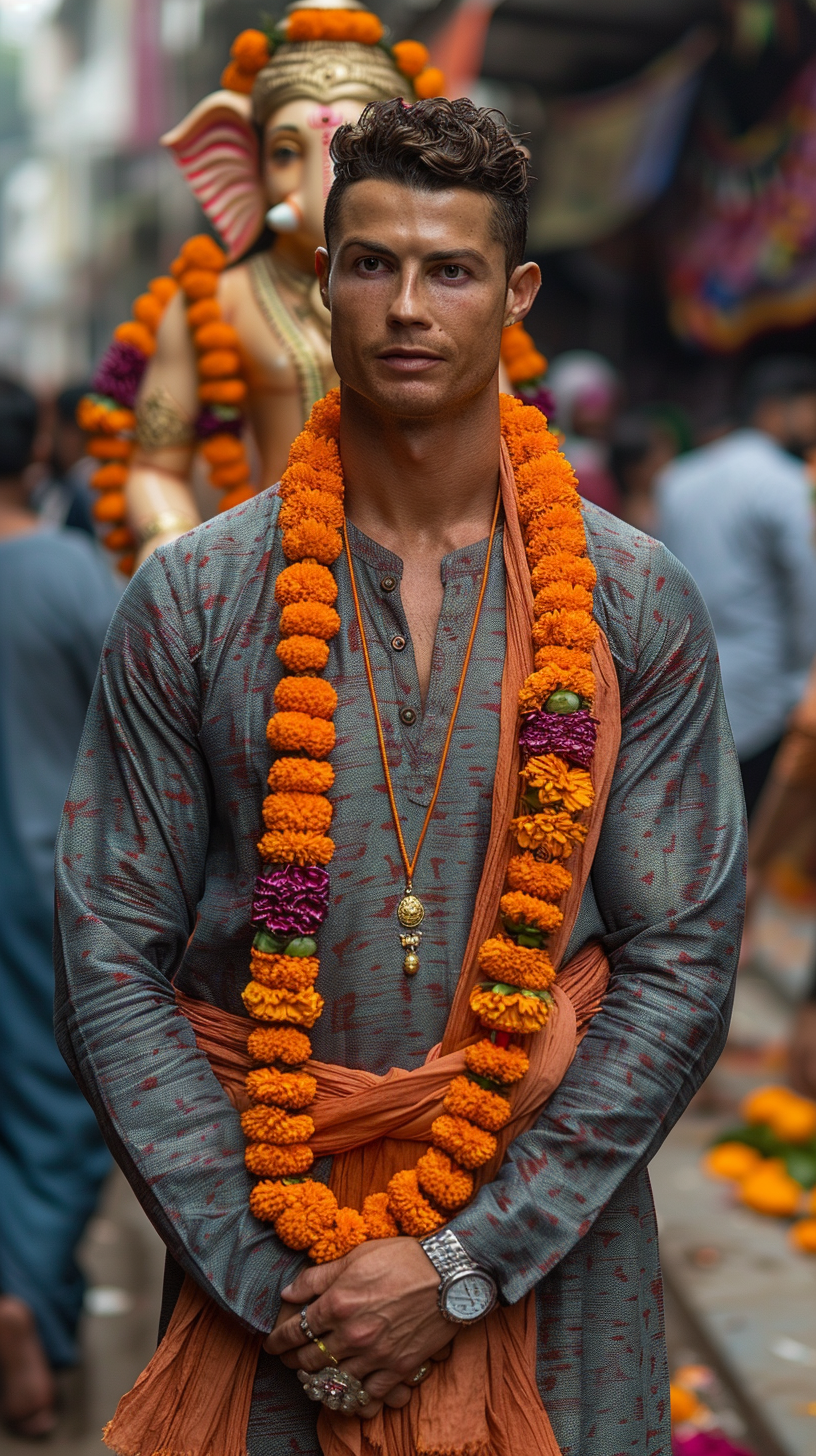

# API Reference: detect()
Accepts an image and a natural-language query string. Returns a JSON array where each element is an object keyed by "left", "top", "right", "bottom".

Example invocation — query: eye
[
  {"left": 270, "top": 145, "right": 300, "bottom": 167},
  {"left": 357, "top": 256, "right": 385, "bottom": 273},
  {"left": 440, "top": 264, "right": 467, "bottom": 280}
]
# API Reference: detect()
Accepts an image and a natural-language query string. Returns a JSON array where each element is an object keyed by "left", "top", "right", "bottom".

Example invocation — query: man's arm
[
  {"left": 53, "top": 551, "right": 301, "bottom": 1332},
  {"left": 445, "top": 544, "right": 746, "bottom": 1301}
]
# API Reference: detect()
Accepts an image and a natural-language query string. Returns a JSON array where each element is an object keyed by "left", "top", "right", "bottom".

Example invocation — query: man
[
  {"left": 657, "top": 355, "right": 816, "bottom": 817},
  {"left": 33, "top": 384, "right": 96, "bottom": 539},
  {"left": 55, "top": 100, "right": 743, "bottom": 1456},
  {"left": 0, "top": 378, "right": 118, "bottom": 1435}
]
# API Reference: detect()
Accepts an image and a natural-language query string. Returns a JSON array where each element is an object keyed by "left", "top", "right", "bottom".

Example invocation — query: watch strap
[{"left": 419, "top": 1228, "right": 475, "bottom": 1280}]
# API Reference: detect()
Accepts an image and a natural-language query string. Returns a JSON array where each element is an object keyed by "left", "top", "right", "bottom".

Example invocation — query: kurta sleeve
[
  {"left": 53, "top": 552, "right": 302, "bottom": 1333},
  {"left": 446, "top": 541, "right": 746, "bottom": 1303}
]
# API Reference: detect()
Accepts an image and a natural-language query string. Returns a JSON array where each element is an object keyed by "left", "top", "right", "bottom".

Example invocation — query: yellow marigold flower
[
  {"left": 500, "top": 890, "right": 563, "bottom": 934},
  {"left": 249, "top": 949, "right": 319, "bottom": 993},
  {"left": 443, "top": 1075, "right": 511, "bottom": 1133},
  {"left": 276, "top": 634, "right": 330, "bottom": 673},
  {"left": 267, "top": 711, "right": 335, "bottom": 759},
  {"left": 416, "top": 1148, "right": 474, "bottom": 1211},
  {"left": 262, "top": 791, "right": 333, "bottom": 834},
  {"left": 362, "top": 1192, "right": 399, "bottom": 1240},
  {"left": 241, "top": 980, "right": 325, "bottom": 1028},
  {"left": 477, "top": 935, "right": 555, "bottom": 990},
  {"left": 282, "top": 520, "right": 342, "bottom": 566},
  {"left": 524, "top": 754, "right": 595, "bottom": 813},
  {"left": 790, "top": 1218, "right": 816, "bottom": 1253},
  {"left": 245, "top": 1065, "right": 317, "bottom": 1109},
  {"left": 274, "top": 561, "right": 337, "bottom": 607},
  {"left": 387, "top": 1169, "right": 446, "bottom": 1236},
  {"left": 247, "top": 1025, "right": 311, "bottom": 1065},
  {"left": 278, "top": 488, "right": 344, "bottom": 531},
  {"left": 430, "top": 1113, "right": 497, "bottom": 1170},
  {"left": 534, "top": 610, "right": 598, "bottom": 654},
  {"left": 279, "top": 601, "right": 341, "bottom": 641},
  {"left": 249, "top": 1179, "right": 289, "bottom": 1222},
  {"left": 464, "top": 1039, "right": 530, "bottom": 1085},
  {"left": 245, "top": 1143, "right": 313, "bottom": 1178},
  {"left": 241, "top": 1104, "right": 315, "bottom": 1144},
  {"left": 739, "top": 1158, "right": 802, "bottom": 1217},
  {"left": 274, "top": 1182, "right": 338, "bottom": 1249},
  {"left": 257, "top": 829, "right": 334, "bottom": 867},
  {"left": 469, "top": 986, "right": 551, "bottom": 1035},
  {"left": 267, "top": 756, "right": 335, "bottom": 794},
  {"left": 309, "top": 1207, "right": 368, "bottom": 1264},
  {"left": 511, "top": 808, "right": 589, "bottom": 859},
  {"left": 505, "top": 853, "right": 572, "bottom": 902},
  {"left": 702, "top": 1142, "right": 763, "bottom": 1182},
  {"left": 273, "top": 677, "right": 337, "bottom": 721},
  {"left": 518, "top": 665, "right": 595, "bottom": 713}
]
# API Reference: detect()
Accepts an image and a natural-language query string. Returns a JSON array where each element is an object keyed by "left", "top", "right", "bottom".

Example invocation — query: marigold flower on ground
[
  {"left": 505, "top": 853, "right": 572, "bottom": 902},
  {"left": 267, "top": 711, "right": 335, "bottom": 758},
  {"left": 739, "top": 1159, "right": 801, "bottom": 1217},
  {"left": 464, "top": 1039, "right": 530, "bottom": 1085},
  {"left": 241, "top": 1105, "right": 315, "bottom": 1145},
  {"left": 247, "top": 1025, "right": 312, "bottom": 1065},
  {"left": 362, "top": 1192, "right": 399, "bottom": 1239},
  {"left": 276, "top": 634, "right": 330, "bottom": 673},
  {"left": 241, "top": 980, "right": 325, "bottom": 1028},
  {"left": 279, "top": 601, "right": 341, "bottom": 641},
  {"left": 742, "top": 1085, "right": 816, "bottom": 1143},
  {"left": 524, "top": 754, "right": 595, "bottom": 813},
  {"left": 430, "top": 1114, "right": 497, "bottom": 1170},
  {"left": 387, "top": 1169, "right": 446, "bottom": 1236},
  {"left": 469, "top": 986, "right": 551, "bottom": 1035},
  {"left": 279, "top": 489, "right": 344, "bottom": 532},
  {"left": 274, "top": 1183, "right": 338, "bottom": 1249},
  {"left": 250, "top": 1180, "right": 290, "bottom": 1222},
  {"left": 262, "top": 791, "right": 333, "bottom": 835},
  {"left": 249, "top": 949, "right": 319, "bottom": 993},
  {"left": 791, "top": 1218, "right": 816, "bottom": 1253},
  {"left": 416, "top": 1148, "right": 474, "bottom": 1210},
  {"left": 246, "top": 1066, "right": 317, "bottom": 1108},
  {"left": 511, "top": 808, "right": 589, "bottom": 859},
  {"left": 258, "top": 829, "right": 335, "bottom": 867},
  {"left": 267, "top": 756, "right": 335, "bottom": 794},
  {"left": 245, "top": 1143, "right": 314, "bottom": 1178},
  {"left": 309, "top": 1207, "right": 368, "bottom": 1263},
  {"left": 500, "top": 890, "right": 563, "bottom": 935},
  {"left": 477, "top": 936, "right": 555, "bottom": 990},
  {"left": 443, "top": 1075, "right": 511, "bottom": 1133},
  {"left": 702, "top": 1142, "right": 763, "bottom": 1182},
  {"left": 274, "top": 562, "right": 339, "bottom": 608}
]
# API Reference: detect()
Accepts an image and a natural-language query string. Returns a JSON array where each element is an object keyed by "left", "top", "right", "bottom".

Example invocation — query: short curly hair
[{"left": 324, "top": 97, "right": 530, "bottom": 274}]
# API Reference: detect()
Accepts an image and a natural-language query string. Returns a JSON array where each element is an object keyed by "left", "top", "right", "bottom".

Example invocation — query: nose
[{"left": 386, "top": 266, "right": 432, "bottom": 329}]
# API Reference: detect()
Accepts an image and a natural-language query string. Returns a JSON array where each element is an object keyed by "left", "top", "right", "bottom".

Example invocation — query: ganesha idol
[{"left": 79, "top": 1, "right": 547, "bottom": 574}]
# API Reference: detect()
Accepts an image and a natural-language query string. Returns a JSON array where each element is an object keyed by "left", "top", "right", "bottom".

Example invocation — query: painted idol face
[{"left": 263, "top": 96, "right": 369, "bottom": 253}]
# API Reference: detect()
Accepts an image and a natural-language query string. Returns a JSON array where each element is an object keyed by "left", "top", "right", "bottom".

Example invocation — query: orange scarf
[{"left": 103, "top": 444, "right": 621, "bottom": 1456}]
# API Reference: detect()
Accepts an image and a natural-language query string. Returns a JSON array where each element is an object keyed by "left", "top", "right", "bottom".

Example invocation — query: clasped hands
[{"left": 264, "top": 1237, "right": 453, "bottom": 1418}]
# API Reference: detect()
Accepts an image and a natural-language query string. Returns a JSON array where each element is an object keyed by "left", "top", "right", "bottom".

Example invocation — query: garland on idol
[{"left": 241, "top": 388, "right": 598, "bottom": 1259}]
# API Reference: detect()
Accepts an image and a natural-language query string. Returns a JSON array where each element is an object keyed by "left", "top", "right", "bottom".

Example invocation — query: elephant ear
[{"left": 161, "top": 91, "right": 264, "bottom": 263}]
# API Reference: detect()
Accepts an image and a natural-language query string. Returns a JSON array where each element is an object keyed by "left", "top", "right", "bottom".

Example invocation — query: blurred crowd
[{"left": 4, "top": 345, "right": 816, "bottom": 1434}]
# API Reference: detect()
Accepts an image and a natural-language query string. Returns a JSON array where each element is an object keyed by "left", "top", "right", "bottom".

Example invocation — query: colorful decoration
[
  {"left": 703, "top": 1084, "right": 816, "bottom": 1250},
  {"left": 242, "top": 388, "right": 599, "bottom": 1260}
]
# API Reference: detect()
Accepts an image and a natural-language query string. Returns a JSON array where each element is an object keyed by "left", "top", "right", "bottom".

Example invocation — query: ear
[
  {"left": 504, "top": 262, "right": 541, "bottom": 326},
  {"left": 161, "top": 91, "right": 264, "bottom": 263},
  {"left": 315, "top": 248, "right": 330, "bottom": 310}
]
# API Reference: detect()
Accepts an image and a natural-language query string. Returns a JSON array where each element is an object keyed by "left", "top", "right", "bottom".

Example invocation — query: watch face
[{"left": 443, "top": 1271, "right": 496, "bottom": 1322}]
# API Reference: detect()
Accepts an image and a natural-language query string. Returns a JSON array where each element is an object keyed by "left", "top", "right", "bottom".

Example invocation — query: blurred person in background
[
  {"left": 0, "top": 378, "right": 119, "bottom": 1436},
  {"left": 546, "top": 349, "right": 623, "bottom": 514},
  {"left": 609, "top": 405, "right": 691, "bottom": 536},
  {"left": 32, "top": 385, "right": 96, "bottom": 539},
  {"left": 657, "top": 355, "right": 816, "bottom": 817}
]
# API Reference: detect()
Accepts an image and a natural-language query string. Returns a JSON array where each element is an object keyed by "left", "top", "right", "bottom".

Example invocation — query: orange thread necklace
[{"left": 343, "top": 486, "right": 502, "bottom": 976}]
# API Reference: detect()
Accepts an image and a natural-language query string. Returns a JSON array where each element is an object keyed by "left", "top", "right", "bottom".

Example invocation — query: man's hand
[{"left": 264, "top": 1238, "right": 452, "bottom": 1417}]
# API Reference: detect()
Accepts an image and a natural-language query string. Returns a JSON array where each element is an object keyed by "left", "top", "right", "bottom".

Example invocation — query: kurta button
[
  {"left": 391, "top": 635, "right": 407, "bottom": 651},
  {"left": 380, "top": 575, "right": 397, "bottom": 593},
  {"left": 400, "top": 707, "right": 416, "bottom": 726}
]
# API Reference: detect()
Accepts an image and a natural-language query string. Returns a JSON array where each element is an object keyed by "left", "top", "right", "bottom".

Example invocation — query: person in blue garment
[{"left": 0, "top": 378, "right": 120, "bottom": 1436}]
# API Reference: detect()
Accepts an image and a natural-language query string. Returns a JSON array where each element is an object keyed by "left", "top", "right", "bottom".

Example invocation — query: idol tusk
[{"left": 265, "top": 201, "right": 303, "bottom": 233}]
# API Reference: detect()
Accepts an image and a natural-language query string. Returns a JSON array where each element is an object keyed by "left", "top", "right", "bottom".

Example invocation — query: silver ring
[
  {"left": 410, "top": 1363, "right": 431, "bottom": 1385},
  {"left": 299, "top": 1305, "right": 317, "bottom": 1343},
  {"left": 297, "top": 1365, "right": 370, "bottom": 1413}
]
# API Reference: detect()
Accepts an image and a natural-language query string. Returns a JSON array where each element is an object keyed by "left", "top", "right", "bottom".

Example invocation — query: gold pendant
[{"left": 398, "top": 890, "right": 424, "bottom": 976}]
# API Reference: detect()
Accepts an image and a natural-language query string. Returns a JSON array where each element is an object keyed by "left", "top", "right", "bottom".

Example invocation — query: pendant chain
[{"left": 343, "top": 489, "right": 502, "bottom": 975}]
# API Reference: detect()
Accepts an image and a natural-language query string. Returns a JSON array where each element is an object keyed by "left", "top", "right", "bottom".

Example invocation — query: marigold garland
[{"left": 242, "top": 389, "right": 597, "bottom": 1263}]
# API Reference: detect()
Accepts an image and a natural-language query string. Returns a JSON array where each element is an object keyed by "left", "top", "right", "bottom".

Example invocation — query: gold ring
[
  {"left": 410, "top": 1363, "right": 431, "bottom": 1385},
  {"left": 311, "top": 1335, "right": 338, "bottom": 1368}
]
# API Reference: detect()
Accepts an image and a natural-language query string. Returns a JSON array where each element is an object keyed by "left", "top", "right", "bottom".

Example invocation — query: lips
[{"left": 376, "top": 349, "right": 444, "bottom": 372}]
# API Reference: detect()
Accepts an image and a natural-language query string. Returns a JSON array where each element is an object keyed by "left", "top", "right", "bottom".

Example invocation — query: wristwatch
[{"left": 419, "top": 1228, "right": 498, "bottom": 1324}]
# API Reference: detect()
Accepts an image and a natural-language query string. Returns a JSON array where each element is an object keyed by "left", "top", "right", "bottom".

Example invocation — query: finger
[
  {"left": 360, "top": 1398, "right": 384, "bottom": 1421},
  {"left": 382, "top": 1384, "right": 412, "bottom": 1410},
  {"left": 278, "top": 1338, "right": 341, "bottom": 1374},
  {"left": 282, "top": 1257, "right": 348, "bottom": 1307},
  {"left": 431, "top": 1343, "right": 452, "bottom": 1362},
  {"left": 264, "top": 1311, "right": 313, "bottom": 1358},
  {"left": 358, "top": 1368, "right": 405, "bottom": 1401}
]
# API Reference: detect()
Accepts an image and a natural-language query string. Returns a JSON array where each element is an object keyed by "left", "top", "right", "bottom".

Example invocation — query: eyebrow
[
  {"left": 267, "top": 126, "right": 301, "bottom": 137},
  {"left": 340, "top": 237, "right": 488, "bottom": 265}
]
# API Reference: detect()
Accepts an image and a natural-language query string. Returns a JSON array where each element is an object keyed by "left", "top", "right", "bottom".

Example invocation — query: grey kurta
[{"left": 54, "top": 486, "right": 744, "bottom": 1455}]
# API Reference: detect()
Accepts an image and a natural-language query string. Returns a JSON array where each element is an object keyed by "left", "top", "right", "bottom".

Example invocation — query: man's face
[{"left": 318, "top": 179, "right": 532, "bottom": 419}]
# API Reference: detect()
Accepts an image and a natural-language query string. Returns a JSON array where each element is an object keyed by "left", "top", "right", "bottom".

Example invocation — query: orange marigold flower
[
  {"left": 103, "top": 527, "right": 136, "bottom": 553},
  {"left": 416, "top": 1147, "right": 474, "bottom": 1211},
  {"left": 221, "top": 61, "right": 255, "bottom": 93},
  {"left": 702, "top": 1142, "right": 763, "bottom": 1182},
  {"left": 114, "top": 320, "right": 156, "bottom": 356},
  {"left": 282, "top": 521, "right": 342, "bottom": 566},
  {"left": 739, "top": 1159, "right": 802, "bottom": 1217},
  {"left": 230, "top": 28, "right": 270, "bottom": 71},
  {"left": 287, "top": 433, "right": 341, "bottom": 473},
  {"left": 443, "top": 1075, "right": 511, "bottom": 1133},
  {"left": 92, "top": 491, "right": 126, "bottom": 524},
  {"left": 534, "top": 610, "right": 598, "bottom": 654},
  {"left": 199, "top": 379, "right": 247, "bottom": 404},
  {"left": 469, "top": 986, "right": 551, "bottom": 1035},
  {"left": 267, "top": 756, "right": 335, "bottom": 795},
  {"left": 501, "top": 324, "right": 546, "bottom": 384},
  {"left": 241, "top": 1104, "right": 315, "bottom": 1144},
  {"left": 274, "top": 1183, "right": 338, "bottom": 1249},
  {"left": 267, "top": 711, "right": 335, "bottom": 758},
  {"left": 247, "top": 1025, "right": 312, "bottom": 1065},
  {"left": 218, "top": 485, "right": 255, "bottom": 512},
  {"left": 414, "top": 66, "right": 446, "bottom": 99},
  {"left": 245, "top": 1143, "right": 314, "bottom": 1177},
  {"left": 249, "top": 948, "right": 319, "bottom": 992},
  {"left": 275, "top": 561, "right": 338, "bottom": 608},
  {"left": 88, "top": 436, "right": 131, "bottom": 460},
  {"left": 241, "top": 980, "right": 325, "bottom": 1028},
  {"left": 531, "top": 645, "right": 593, "bottom": 676},
  {"left": 533, "top": 582, "right": 593, "bottom": 616},
  {"left": 273, "top": 678, "right": 338, "bottom": 721},
  {"left": 179, "top": 268, "right": 220, "bottom": 300},
  {"left": 500, "top": 890, "right": 563, "bottom": 935},
  {"left": 276, "top": 634, "right": 330, "bottom": 673},
  {"left": 391, "top": 39, "right": 429, "bottom": 77},
  {"left": 249, "top": 1179, "right": 290, "bottom": 1222},
  {"left": 464, "top": 1039, "right": 530, "bottom": 1085},
  {"left": 511, "top": 808, "right": 588, "bottom": 859},
  {"left": 132, "top": 293, "right": 164, "bottom": 332},
  {"left": 186, "top": 298, "right": 221, "bottom": 328},
  {"left": 262, "top": 791, "right": 333, "bottom": 834},
  {"left": 387, "top": 1169, "right": 446, "bottom": 1236},
  {"left": 91, "top": 463, "right": 129, "bottom": 490},
  {"left": 524, "top": 754, "right": 595, "bottom": 813},
  {"left": 430, "top": 1114, "right": 497, "bottom": 1170},
  {"left": 181, "top": 235, "right": 227, "bottom": 271},
  {"left": 199, "top": 348, "right": 241, "bottom": 379},
  {"left": 279, "top": 460, "right": 344, "bottom": 499},
  {"left": 279, "top": 489, "right": 344, "bottom": 531},
  {"left": 309, "top": 1206, "right": 368, "bottom": 1264},
  {"left": 791, "top": 1218, "right": 816, "bottom": 1253},
  {"left": 202, "top": 434, "right": 243, "bottom": 465},
  {"left": 279, "top": 601, "right": 341, "bottom": 641},
  {"left": 362, "top": 1192, "right": 399, "bottom": 1240},
  {"left": 245, "top": 1066, "right": 317, "bottom": 1108},
  {"left": 516, "top": 480, "right": 576, "bottom": 525},
  {"left": 257, "top": 830, "right": 334, "bottom": 867},
  {"left": 505, "top": 853, "right": 572, "bottom": 901},
  {"left": 306, "top": 389, "right": 341, "bottom": 439},
  {"left": 195, "top": 321, "right": 241, "bottom": 352},
  {"left": 518, "top": 665, "right": 595, "bottom": 713},
  {"left": 477, "top": 935, "right": 555, "bottom": 990},
  {"left": 210, "top": 460, "right": 251, "bottom": 489},
  {"left": 531, "top": 553, "right": 596, "bottom": 593},
  {"left": 148, "top": 276, "right": 177, "bottom": 305}
]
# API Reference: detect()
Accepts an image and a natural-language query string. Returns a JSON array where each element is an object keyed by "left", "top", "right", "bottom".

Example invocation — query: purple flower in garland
[
  {"left": 91, "top": 341, "right": 148, "bottom": 409},
  {"left": 195, "top": 407, "right": 243, "bottom": 439},
  {"left": 252, "top": 864, "right": 330, "bottom": 939},
  {"left": 519, "top": 708, "right": 597, "bottom": 768}
]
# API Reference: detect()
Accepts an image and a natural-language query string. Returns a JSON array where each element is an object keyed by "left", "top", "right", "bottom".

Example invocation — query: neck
[
  {"left": 340, "top": 380, "right": 502, "bottom": 553},
  {"left": 0, "top": 476, "right": 36, "bottom": 539}
]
